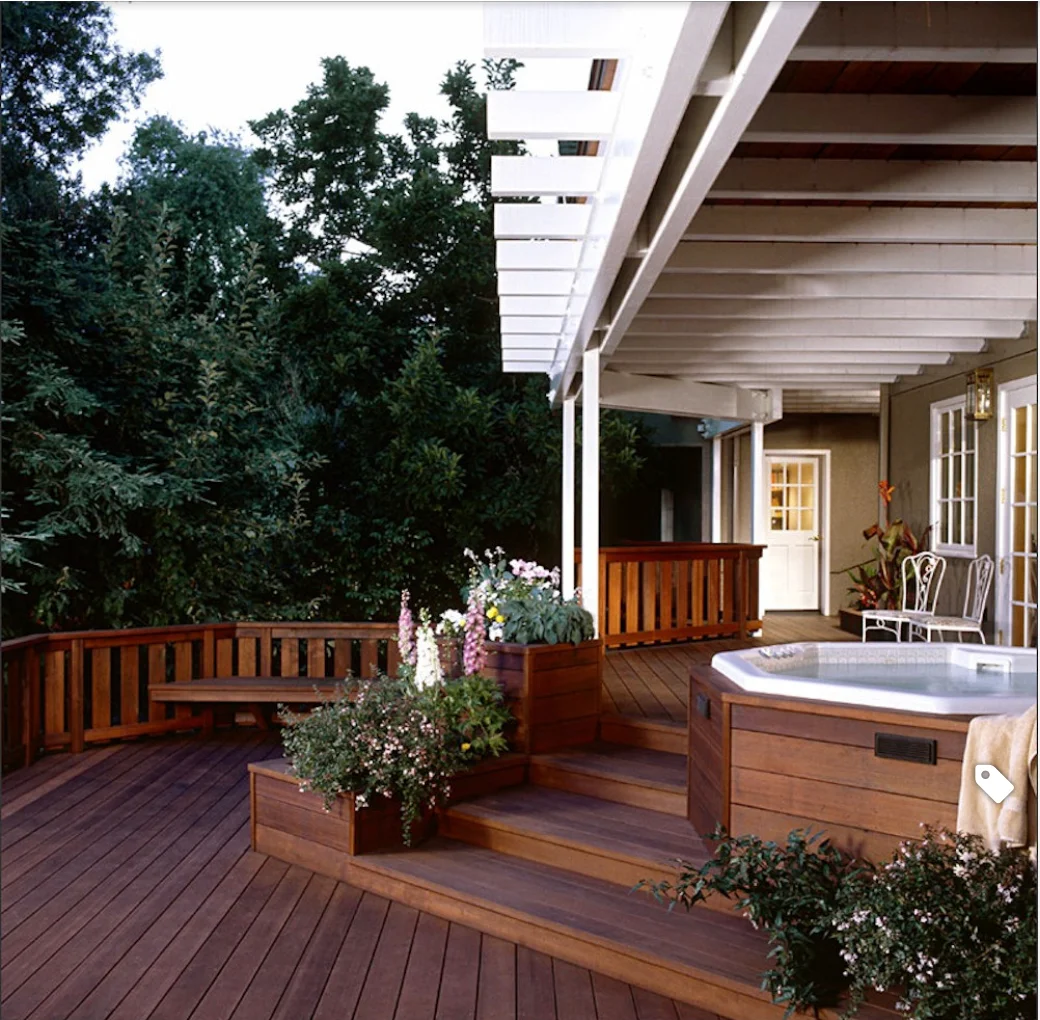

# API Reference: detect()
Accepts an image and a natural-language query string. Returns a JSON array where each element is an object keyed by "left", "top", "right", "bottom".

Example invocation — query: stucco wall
[
  {"left": 725, "top": 414, "right": 880, "bottom": 615},
  {"left": 887, "top": 324, "right": 1038, "bottom": 628}
]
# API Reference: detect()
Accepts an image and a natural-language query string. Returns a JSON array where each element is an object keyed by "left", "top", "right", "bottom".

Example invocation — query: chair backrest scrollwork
[
  {"left": 963, "top": 554, "right": 995, "bottom": 625},
  {"left": 901, "top": 552, "right": 946, "bottom": 614}
]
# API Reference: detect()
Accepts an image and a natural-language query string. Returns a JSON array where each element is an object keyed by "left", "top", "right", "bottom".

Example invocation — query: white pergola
[{"left": 484, "top": 2, "right": 1038, "bottom": 630}]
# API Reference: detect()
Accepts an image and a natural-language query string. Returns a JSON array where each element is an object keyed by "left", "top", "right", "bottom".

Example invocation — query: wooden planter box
[
  {"left": 250, "top": 752, "right": 528, "bottom": 864},
  {"left": 486, "top": 639, "right": 603, "bottom": 754}
]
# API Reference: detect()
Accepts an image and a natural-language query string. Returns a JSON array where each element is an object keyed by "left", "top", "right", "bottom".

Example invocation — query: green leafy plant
[
  {"left": 639, "top": 826, "right": 863, "bottom": 1018},
  {"left": 846, "top": 481, "right": 931, "bottom": 611},
  {"left": 280, "top": 673, "right": 511, "bottom": 844},
  {"left": 833, "top": 827, "right": 1037, "bottom": 1019},
  {"left": 464, "top": 548, "right": 594, "bottom": 646}
]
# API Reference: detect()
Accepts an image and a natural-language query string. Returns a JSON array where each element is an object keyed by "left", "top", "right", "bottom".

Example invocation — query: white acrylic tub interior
[{"left": 711, "top": 642, "right": 1038, "bottom": 715}]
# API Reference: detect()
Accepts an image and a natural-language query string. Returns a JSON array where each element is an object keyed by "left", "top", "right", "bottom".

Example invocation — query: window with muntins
[{"left": 930, "top": 396, "right": 977, "bottom": 556}]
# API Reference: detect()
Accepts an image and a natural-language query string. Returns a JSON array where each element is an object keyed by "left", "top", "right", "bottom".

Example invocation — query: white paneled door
[
  {"left": 996, "top": 377, "right": 1038, "bottom": 647},
  {"left": 762, "top": 456, "right": 821, "bottom": 611}
]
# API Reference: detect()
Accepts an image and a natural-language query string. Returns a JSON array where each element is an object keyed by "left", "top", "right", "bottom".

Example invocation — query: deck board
[
  {"left": 1, "top": 731, "right": 727, "bottom": 1020},
  {"left": 604, "top": 612, "right": 846, "bottom": 724}
]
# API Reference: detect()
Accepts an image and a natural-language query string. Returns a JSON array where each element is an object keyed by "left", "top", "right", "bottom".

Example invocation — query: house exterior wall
[
  {"left": 887, "top": 323, "right": 1038, "bottom": 626},
  {"left": 726, "top": 414, "right": 880, "bottom": 615}
]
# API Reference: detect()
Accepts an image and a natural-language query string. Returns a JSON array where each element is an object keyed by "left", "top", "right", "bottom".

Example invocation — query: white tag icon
[{"left": 974, "top": 764, "right": 1015, "bottom": 804}]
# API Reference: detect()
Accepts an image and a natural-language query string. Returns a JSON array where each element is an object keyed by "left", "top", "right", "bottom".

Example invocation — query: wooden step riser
[
  {"left": 439, "top": 811, "right": 732, "bottom": 916},
  {"left": 598, "top": 717, "right": 687, "bottom": 755},
  {"left": 254, "top": 823, "right": 785, "bottom": 1020},
  {"left": 528, "top": 762, "right": 687, "bottom": 817}
]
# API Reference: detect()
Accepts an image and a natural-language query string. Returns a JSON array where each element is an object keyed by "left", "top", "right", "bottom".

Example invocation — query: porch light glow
[{"left": 965, "top": 368, "right": 994, "bottom": 421}]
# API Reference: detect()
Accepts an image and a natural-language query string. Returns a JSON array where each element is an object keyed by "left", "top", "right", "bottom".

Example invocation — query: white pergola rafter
[
  {"left": 614, "top": 336, "right": 987, "bottom": 353},
  {"left": 709, "top": 159, "right": 1039, "bottom": 203},
  {"left": 635, "top": 298, "right": 1037, "bottom": 322},
  {"left": 744, "top": 94, "right": 1037, "bottom": 147},
  {"left": 626, "top": 317, "right": 1023, "bottom": 339}
]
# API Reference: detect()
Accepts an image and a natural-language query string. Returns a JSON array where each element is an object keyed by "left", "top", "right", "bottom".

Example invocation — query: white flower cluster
[
  {"left": 436, "top": 609, "right": 465, "bottom": 637},
  {"left": 414, "top": 619, "right": 443, "bottom": 690}
]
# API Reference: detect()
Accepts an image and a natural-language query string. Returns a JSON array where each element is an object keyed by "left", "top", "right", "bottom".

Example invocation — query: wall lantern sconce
[{"left": 965, "top": 367, "right": 994, "bottom": 422}]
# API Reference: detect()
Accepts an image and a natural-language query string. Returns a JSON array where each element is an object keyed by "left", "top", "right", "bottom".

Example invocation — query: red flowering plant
[{"left": 846, "top": 481, "right": 932, "bottom": 611}]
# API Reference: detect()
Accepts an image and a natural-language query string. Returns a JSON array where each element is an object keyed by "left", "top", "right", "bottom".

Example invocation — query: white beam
[
  {"left": 593, "top": 0, "right": 821, "bottom": 374},
  {"left": 648, "top": 272, "right": 1038, "bottom": 302},
  {"left": 664, "top": 242, "right": 1036, "bottom": 276},
  {"left": 562, "top": 396, "right": 576, "bottom": 600},
  {"left": 499, "top": 296, "right": 571, "bottom": 317},
  {"left": 709, "top": 158, "right": 1039, "bottom": 203},
  {"left": 649, "top": 363, "right": 911, "bottom": 376},
  {"left": 502, "top": 334, "right": 561, "bottom": 350},
  {"left": 492, "top": 156, "right": 604, "bottom": 197},
  {"left": 495, "top": 203, "right": 591, "bottom": 240},
  {"left": 501, "top": 316, "right": 566, "bottom": 334},
  {"left": 487, "top": 90, "right": 619, "bottom": 141},
  {"left": 609, "top": 350, "right": 951, "bottom": 366},
  {"left": 636, "top": 297, "right": 1037, "bottom": 322},
  {"left": 498, "top": 271, "right": 575, "bottom": 295},
  {"left": 497, "top": 240, "right": 582, "bottom": 271},
  {"left": 627, "top": 317, "right": 1023, "bottom": 339},
  {"left": 484, "top": 3, "right": 634, "bottom": 59},
  {"left": 791, "top": 3, "right": 1038, "bottom": 64},
  {"left": 581, "top": 347, "right": 600, "bottom": 635},
  {"left": 744, "top": 94, "right": 1038, "bottom": 147},
  {"left": 684, "top": 206, "right": 1037, "bottom": 245},
  {"left": 616, "top": 336, "right": 986, "bottom": 353},
  {"left": 672, "top": 373, "right": 902, "bottom": 384},
  {"left": 599, "top": 372, "right": 775, "bottom": 420},
  {"left": 557, "top": 0, "right": 768, "bottom": 397}
]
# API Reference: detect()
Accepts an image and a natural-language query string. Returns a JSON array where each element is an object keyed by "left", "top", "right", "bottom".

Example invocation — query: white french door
[
  {"left": 762, "top": 455, "right": 821, "bottom": 611},
  {"left": 996, "top": 377, "right": 1037, "bottom": 647}
]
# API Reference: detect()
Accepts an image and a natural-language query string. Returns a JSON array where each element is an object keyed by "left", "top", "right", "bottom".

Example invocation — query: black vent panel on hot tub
[{"left": 874, "top": 732, "right": 937, "bottom": 765}]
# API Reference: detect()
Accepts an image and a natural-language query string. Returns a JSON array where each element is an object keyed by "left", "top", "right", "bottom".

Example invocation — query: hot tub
[{"left": 711, "top": 642, "right": 1038, "bottom": 716}]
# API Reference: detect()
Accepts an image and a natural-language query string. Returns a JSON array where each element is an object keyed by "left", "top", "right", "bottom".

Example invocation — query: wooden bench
[{"left": 148, "top": 676, "right": 344, "bottom": 732}]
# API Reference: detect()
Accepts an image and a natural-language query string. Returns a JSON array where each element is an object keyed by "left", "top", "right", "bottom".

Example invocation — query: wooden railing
[
  {"left": 577, "top": 543, "right": 764, "bottom": 648},
  {"left": 1, "top": 622, "right": 399, "bottom": 772}
]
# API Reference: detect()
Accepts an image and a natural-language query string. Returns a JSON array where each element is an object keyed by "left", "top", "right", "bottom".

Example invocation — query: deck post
[
  {"left": 582, "top": 345, "right": 600, "bottom": 636},
  {"left": 561, "top": 394, "right": 576, "bottom": 600},
  {"left": 749, "top": 421, "right": 765, "bottom": 632},
  {"left": 710, "top": 435, "right": 722, "bottom": 542}
]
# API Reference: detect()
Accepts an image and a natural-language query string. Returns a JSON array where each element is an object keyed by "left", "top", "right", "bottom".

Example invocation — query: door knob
[{"left": 810, "top": 535, "right": 821, "bottom": 542}]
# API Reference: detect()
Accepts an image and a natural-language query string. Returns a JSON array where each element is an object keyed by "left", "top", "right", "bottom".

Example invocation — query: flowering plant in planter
[
  {"left": 463, "top": 547, "right": 593, "bottom": 645},
  {"left": 832, "top": 827, "right": 1037, "bottom": 1020},
  {"left": 280, "top": 672, "right": 512, "bottom": 845}
]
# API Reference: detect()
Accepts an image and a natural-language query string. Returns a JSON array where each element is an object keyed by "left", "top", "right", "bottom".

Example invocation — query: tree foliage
[{"left": 2, "top": 7, "right": 655, "bottom": 636}]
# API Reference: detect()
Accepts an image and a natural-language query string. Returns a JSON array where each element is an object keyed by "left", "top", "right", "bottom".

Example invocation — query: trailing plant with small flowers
[
  {"left": 639, "top": 826, "right": 861, "bottom": 1017},
  {"left": 280, "top": 673, "right": 511, "bottom": 845},
  {"left": 832, "top": 826, "right": 1037, "bottom": 1020},
  {"left": 463, "top": 547, "right": 593, "bottom": 645}
]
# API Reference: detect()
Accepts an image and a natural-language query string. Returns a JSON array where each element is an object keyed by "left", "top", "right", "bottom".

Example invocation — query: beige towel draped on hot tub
[{"left": 957, "top": 704, "right": 1038, "bottom": 853}]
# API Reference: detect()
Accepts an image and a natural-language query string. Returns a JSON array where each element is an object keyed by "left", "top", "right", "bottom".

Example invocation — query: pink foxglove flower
[
  {"left": 398, "top": 589, "right": 417, "bottom": 667},
  {"left": 463, "top": 588, "right": 486, "bottom": 675}
]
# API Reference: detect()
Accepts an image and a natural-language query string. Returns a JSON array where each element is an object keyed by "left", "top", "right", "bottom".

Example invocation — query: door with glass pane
[
  {"left": 762, "top": 456, "right": 820, "bottom": 610},
  {"left": 997, "top": 378, "right": 1038, "bottom": 647}
]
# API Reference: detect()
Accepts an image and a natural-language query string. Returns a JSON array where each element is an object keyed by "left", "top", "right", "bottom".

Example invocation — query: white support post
[
  {"left": 581, "top": 346, "right": 601, "bottom": 636},
  {"left": 750, "top": 422, "right": 765, "bottom": 545},
  {"left": 878, "top": 384, "right": 891, "bottom": 525},
  {"left": 561, "top": 396, "right": 576, "bottom": 600},
  {"left": 711, "top": 436, "right": 723, "bottom": 542},
  {"left": 750, "top": 421, "right": 765, "bottom": 633}
]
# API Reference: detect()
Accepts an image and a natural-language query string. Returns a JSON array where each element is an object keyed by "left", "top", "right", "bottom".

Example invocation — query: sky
[{"left": 78, "top": 1, "right": 586, "bottom": 193}]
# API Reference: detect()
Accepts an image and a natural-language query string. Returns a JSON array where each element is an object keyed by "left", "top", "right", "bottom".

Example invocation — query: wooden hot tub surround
[{"left": 688, "top": 664, "right": 970, "bottom": 862}]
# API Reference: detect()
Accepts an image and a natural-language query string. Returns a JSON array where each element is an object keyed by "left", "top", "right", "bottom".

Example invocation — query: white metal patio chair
[
  {"left": 861, "top": 551, "right": 946, "bottom": 642},
  {"left": 906, "top": 554, "right": 994, "bottom": 644}
]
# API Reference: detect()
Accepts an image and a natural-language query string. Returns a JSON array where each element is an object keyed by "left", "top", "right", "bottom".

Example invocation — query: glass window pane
[
  {"left": 800, "top": 509, "right": 814, "bottom": 531},
  {"left": 802, "top": 461, "right": 815, "bottom": 485},
  {"left": 771, "top": 487, "right": 783, "bottom": 507},
  {"left": 964, "top": 421, "right": 975, "bottom": 453},
  {"left": 941, "top": 412, "right": 951, "bottom": 454},
  {"left": 952, "top": 409, "right": 962, "bottom": 452},
  {"left": 965, "top": 452, "right": 975, "bottom": 501},
  {"left": 1014, "top": 407, "right": 1028, "bottom": 454},
  {"left": 952, "top": 504, "right": 962, "bottom": 545},
  {"left": 801, "top": 485, "right": 815, "bottom": 513},
  {"left": 770, "top": 511, "right": 784, "bottom": 531},
  {"left": 785, "top": 463, "right": 799, "bottom": 485},
  {"left": 1013, "top": 455, "right": 1027, "bottom": 503},
  {"left": 941, "top": 502, "right": 950, "bottom": 543},
  {"left": 1014, "top": 504, "right": 1027, "bottom": 550},
  {"left": 964, "top": 501, "right": 974, "bottom": 546},
  {"left": 771, "top": 465, "right": 784, "bottom": 485}
]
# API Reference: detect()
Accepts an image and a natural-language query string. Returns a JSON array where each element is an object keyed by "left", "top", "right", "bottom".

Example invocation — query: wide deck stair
[{"left": 266, "top": 730, "right": 896, "bottom": 1020}]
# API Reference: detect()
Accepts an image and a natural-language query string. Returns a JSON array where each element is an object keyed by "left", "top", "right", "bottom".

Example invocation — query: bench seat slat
[{"left": 148, "top": 677, "right": 341, "bottom": 703}]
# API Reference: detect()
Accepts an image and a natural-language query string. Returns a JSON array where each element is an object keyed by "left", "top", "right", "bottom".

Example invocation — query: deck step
[
  {"left": 253, "top": 829, "right": 896, "bottom": 1020},
  {"left": 598, "top": 713, "right": 687, "bottom": 754},
  {"left": 441, "top": 785, "right": 708, "bottom": 892},
  {"left": 529, "top": 742, "right": 687, "bottom": 816}
]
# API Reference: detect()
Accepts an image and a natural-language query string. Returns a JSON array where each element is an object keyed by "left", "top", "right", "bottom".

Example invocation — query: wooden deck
[
  {"left": 602, "top": 612, "right": 847, "bottom": 725},
  {"left": 1, "top": 730, "right": 725, "bottom": 1020}
]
